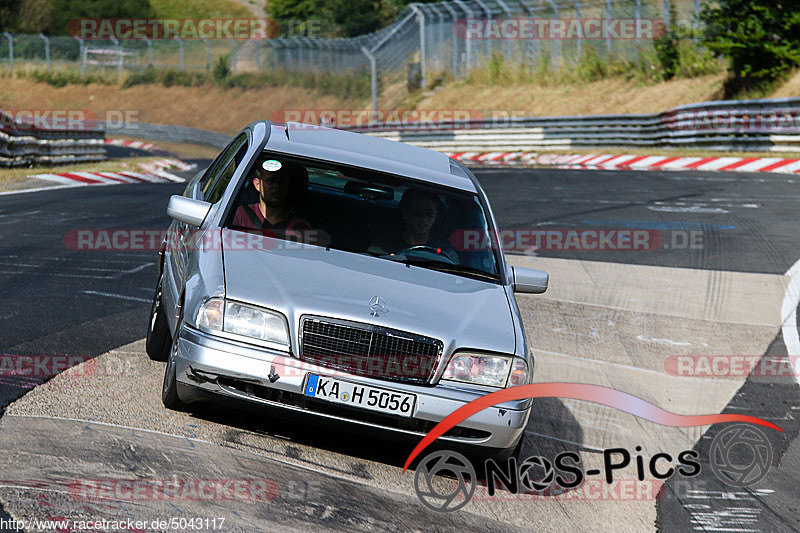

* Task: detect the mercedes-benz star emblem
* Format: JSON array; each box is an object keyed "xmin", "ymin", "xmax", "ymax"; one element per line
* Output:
[
  {"xmin": 369, "ymin": 295, "xmax": 387, "ymax": 317},
  {"xmin": 414, "ymin": 450, "xmax": 476, "ymax": 512}
]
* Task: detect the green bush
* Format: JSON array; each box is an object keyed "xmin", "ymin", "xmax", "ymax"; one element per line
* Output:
[
  {"xmin": 213, "ymin": 55, "xmax": 230, "ymax": 81},
  {"xmin": 29, "ymin": 69, "xmax": 109, "ymax": 87},
  {"xmin": 160, "ymin": 69, "xmax": 206, "ymax": 87},
  {"xmin": 701, "ymin": 0, "xmax": 800, "ymax": 97},
  {"xmin": 122, "ymin": 66, "xmax": 158, "ymax": 88},
  {"xmin": 575, "ymin": 46, "xmax": 609, "ymax": 83}
]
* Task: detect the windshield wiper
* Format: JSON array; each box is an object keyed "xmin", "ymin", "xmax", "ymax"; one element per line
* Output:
[{"xmin": 384, "ymin": 256, "xmax": 499, "ymax": 282}]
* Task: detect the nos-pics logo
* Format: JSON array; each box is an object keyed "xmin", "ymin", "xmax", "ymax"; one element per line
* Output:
[{"xmin": 414, "ymin": 424, "xmax": 773, "ymax": 512}]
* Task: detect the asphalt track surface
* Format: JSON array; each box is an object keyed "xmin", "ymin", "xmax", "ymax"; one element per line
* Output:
[{"xmin": 0, "ymin": 164, "xmax": 798, "ymax": 531}]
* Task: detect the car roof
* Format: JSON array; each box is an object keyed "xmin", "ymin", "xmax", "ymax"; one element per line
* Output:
[{"xmin": 260, "ymin": 122, "xmax": 477, "ymax": 193}]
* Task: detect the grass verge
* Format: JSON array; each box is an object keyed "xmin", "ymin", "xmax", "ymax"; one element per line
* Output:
[{"xmin": 0, "ymin": 157, "xmax": 169, "ymax": 192}]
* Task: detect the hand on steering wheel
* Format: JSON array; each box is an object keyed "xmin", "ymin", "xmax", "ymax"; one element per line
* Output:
[{"xmin": 395, "ymin": 245, "xmax": 456, "ymax": 264}]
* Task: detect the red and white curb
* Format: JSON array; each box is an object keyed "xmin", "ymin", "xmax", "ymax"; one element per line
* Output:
[
  {"xmin": 29, "ymin": 159, "xmax": 196, "ymax": 187},
  {"xmin": 105, "ymin": 138, "xmax": 158, "ymax": 151},
  {"xmin": 449, "ymin": 152, "xmax": 800, "ymax": 174}
]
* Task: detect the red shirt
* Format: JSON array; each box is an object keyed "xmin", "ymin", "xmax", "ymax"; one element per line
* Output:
[{"xmin": 232, "ymin": 203, "xmax": 311, "ymax": 238}]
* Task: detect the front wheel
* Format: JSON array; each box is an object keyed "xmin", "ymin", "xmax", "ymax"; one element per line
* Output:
[
  {"xmin": 146, "ymin": 274, "xmax": 171, "ymax": 361},
  {"xmin": 162, "ymin": 329, "xmax": 185, "ymax": 410}
]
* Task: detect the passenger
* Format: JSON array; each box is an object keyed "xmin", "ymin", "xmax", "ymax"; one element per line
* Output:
[
  {"xmin": 368, "ymin": 188, "xmax": 458, "ymax": 263},
  {"xmin": 232, "ymin": 158, "xmax": 312, "ymax": 241}
]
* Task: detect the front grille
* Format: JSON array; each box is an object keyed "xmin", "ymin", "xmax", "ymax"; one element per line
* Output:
[{"xmin": 299, "ymin": 316, "xmax": 443, "ymax": 384}]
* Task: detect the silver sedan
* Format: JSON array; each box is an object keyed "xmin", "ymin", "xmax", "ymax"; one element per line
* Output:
[{"xmin": 146, "ymin": 121, "xmax": 548, "ymax": 458}]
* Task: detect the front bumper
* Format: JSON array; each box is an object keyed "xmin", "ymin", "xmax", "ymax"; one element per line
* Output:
[{"xmin": 174, "ymin": 325, "xmax": 530, "ymax": 450}]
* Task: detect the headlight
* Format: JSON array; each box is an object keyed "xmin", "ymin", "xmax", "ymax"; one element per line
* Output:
[
  {"xmin": 442, "ymin": 352, "xmax": 528, "ymax": 388},
  {"xmin": 196, "ymin": 298, "xmax": 290, "ymax": 350}
]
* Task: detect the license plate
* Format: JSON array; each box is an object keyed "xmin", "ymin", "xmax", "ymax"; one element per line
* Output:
[{"xmin": 304, "ymin": 374, "xmax": 416, "ymax": 417}]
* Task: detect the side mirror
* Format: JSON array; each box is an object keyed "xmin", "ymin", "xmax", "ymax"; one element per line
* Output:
[
  {"xmin": 167, "ymin": 195, "xmax": 211, "ymax": 227},
  {"xmin": 512, "ymin": 266, "xmax": 548, "ymax": 294}
]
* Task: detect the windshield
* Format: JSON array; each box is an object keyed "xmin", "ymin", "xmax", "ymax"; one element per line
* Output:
[{"xmin": 224, "ymin": 152, "xmax": 500, "ymax": 281}]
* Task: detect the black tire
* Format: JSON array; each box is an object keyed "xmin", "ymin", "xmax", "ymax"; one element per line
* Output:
[
  {"xmin": 162, "ymin": 328, "xmax": 185, "ymax": 410},
  {"xmin": 146, "ymin": 274, "xmax": 171, "ymax": 361}
]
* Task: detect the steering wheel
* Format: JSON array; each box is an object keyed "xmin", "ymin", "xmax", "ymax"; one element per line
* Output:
[{"xmin": 395, "ymin": 245, "xmax": 456, "ymax": 264}]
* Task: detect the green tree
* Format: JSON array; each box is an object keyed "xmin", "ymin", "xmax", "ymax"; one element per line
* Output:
[
  {"xmin": 267, "ymin": 0, "xmax": 436, "ymax": 38},
  {"xmin": 0, "ymin": 0, "xmax": 20, "ymax": 30},
  {"xmin": 701, "ymin": 0, "xmax": 800, "ymax": 96}
]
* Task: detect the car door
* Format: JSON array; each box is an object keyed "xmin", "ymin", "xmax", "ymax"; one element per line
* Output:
[{"xmin": 165, "ymin": 133, "xmax": 248, "ymax": 319}]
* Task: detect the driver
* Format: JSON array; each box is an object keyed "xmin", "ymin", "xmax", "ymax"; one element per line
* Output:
[
  {"xmin": 232, "ymin": 158, "xmax": 312, "ymax": 240},
  {"xmin": 368, "ymin": 188, "xmax": 458, "ymax": 263}
]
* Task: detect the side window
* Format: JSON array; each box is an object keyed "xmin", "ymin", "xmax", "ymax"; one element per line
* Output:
[
  {"xmin": 199, "ymin": 133, "xmax": 247, "ymax": 199},
  {"xmin": 206, "ymin": 142, "xmax": 249, "ymax": 204}
]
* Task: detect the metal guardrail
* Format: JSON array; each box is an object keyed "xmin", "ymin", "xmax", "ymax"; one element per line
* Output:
[
  {"xmin": 346, "ymin": 97, "xmax": 800, "ymax": 153},
  {"xmin": 48, "ymin": 96, "xmax": 795, "ymax": 170},
  {"xmin": 100, "ymin": 122, "xmax": 231, "ymax": 149},
  {"xmin": 0, "ymin": 111, "xmax": 106, "ymax": 167}
]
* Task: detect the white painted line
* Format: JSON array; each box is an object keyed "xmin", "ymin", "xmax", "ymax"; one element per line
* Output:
[
  {"xmin": 118, "ymin": 171, "xmax": 162, "ymax": 183},
  {"xmin": 694, "ymin": 157, "xmax": 743, "ymax": 171},
  {"xmin": 96, "ymin": 171, "xmax": 137, "ymax": 183},
  {"xmin": 73, "ymin": 172, "xmax": 118, "ymax": 184},
  {"xmin": 772, "ymin": 160, "xmax": 800, "ymax": 174},
  {"xmin": 659, "ymin": 157, "xmax": 703, "ymax": 170},
  {"xmin": 734, "ymin": 158, "xmax": 783, "ymax": 173},
  {"xmin": 0, "ymin": 184, "xmax": 82, "ymax": 196},
  {"xmin": 569, "ymin": 154, "xmax": 600, "ymax": 165},
  {"xmin": 82, "ymin": 290, "xmax": 149, "ymax": 303},
  {"xmin": 534, "ymin": 348, "xmax": 671, "ymax": 377},
  {"xmin": 599, "ymin": 154, "xmax": 638, "ymax": 167},
  {"xmin": 3, "ymin": 414, "xmax": 371, "ymax": 482},
  {"xmin": 781, "ymin": 258, "xmax": 800, "ymax": 386},
  {"xmin": 580, "ymin": 154, "xmax": 612, "ymax": 166},
  {"xmin": 628, "ymin": 156, "xmax": 667, "ymax": 168},
  {"xmin": 29, "ymin": 173, "xmax": 84, "ymax": 185}
]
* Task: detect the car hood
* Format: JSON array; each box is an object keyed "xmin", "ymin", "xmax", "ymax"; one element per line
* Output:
[{"xmin": 221, "ymin": 230, "xmax": 516, "ymax": 355}]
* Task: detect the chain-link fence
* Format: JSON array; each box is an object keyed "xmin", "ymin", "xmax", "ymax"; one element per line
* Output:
[{"xmin": 1, "ymin": 0, "xmax": 701, "ymax": 107}]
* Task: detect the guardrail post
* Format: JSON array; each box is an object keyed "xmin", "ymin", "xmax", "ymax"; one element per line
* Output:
[
  {"xmin": 442, "ymin": 2, "xmax": 459, "ymax": 78},
  {"xmin": 111, "ymin": 37, "xmax": 122, "ymax": 79},
  {"xmin": 174, "ymin": 37, "xmax": 184, "ymax": 70},
  {"xmin": 361, "ymin": 46, "xmax": 378, "ymax": 111},
  {"xmin": 474, "ymin": 0, "xmax": 492, "ymax": 62},
  {"xmin": 409, "ymin": 4, "xmax": 427, "ymax": 89},
  {"xmin": 74, "ymin": 37, "xmax": 85, "ymax": 75},
  {"xmin": 574, "ymin": 0, "xmax": 583, "ymax": 57},
  {"xmin": 2, "ymin": 32, "xmax": 13, "ymax": 75},
  {"xmin": 201, "ymin": 38, "xmax": 210, "ymax": 71},
  {"xmin": 39, "ymin": 33, "xmax": 50, "ymax": 72},
  {"xmin": 635, "ymin": 0, "xmax": 642, "ymax": 44},
  {"xmin": 453, "ymin": 0, "xmax": 472, "ymax": 71},
  {"xmin": 229, "ymin": 39, "xmax": 238, "ymax": 73},
  {"xmin": 494, "ymin": 0, "xmax": 513, "ymax": 61},
  {"xmin": 144, "ymin": 38, "xmax": 153, "ymax": 66},
  {"xmin": 518, "ymin": 0, "xmax": 538, "ymax": 74},
  {"xmin": 544, "ymin": 0, "xmax": 559, "ymax": 71}
]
